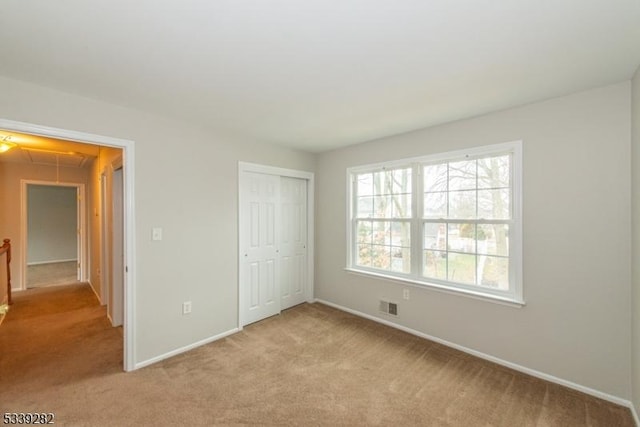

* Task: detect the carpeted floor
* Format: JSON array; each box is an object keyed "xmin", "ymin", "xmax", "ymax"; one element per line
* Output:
[
  {"xmin": 27, "ymin": 261, "xmax": 79, "ymax": 288},
  {"xmin": 0, "ymin": 284, "xmax": 634, "ymax": 426}
]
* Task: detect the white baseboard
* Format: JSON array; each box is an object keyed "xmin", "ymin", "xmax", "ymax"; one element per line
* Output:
[
  {"xmin": 86, "ymin": 281, "xmax": 103, "ymax": 304},
  {"xmin": 315, "ymin": 298, "xmax": 634, "ymax": 412},
  {"xmin": 631, "ymin": 404, "xmax": 639, "ymax": 427},
  {"xmin": 27, "ymin": 259, "xmax": 77, "ymax": 266},
  {"xmin": 0, "ymin": 295, "xmax": 8, "ymax": 326},
  {"xmin": 0, "ymin": 304, "xmax": 7, "ymax": 327},
  {"xmin": 134, "ymin": 327, "xmax": 240, "ymax": 370}
]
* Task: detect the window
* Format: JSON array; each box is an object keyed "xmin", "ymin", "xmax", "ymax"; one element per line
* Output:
[
  {"xmin": 347, "ymin": 141, "xmax": 522, "ymax": 304},
  {"xmin": 354, "ymin": 167, "xmax": 412, "ymax": 274}
]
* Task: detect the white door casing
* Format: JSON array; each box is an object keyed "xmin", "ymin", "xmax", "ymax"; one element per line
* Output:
[
  {"xmin": 75, "ymin": 186, "xmax": 81, "ymax": 281},
  {"xmin": 100, "ymin": 172, "xmax": 110, "ymax": 307}
]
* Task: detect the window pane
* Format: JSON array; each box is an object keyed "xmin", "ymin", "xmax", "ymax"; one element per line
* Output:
[
  {"xmin": 478, "ymin": 256, "xmax": 509, "ymax": 290},
  {"xmin": 449, "ymin": 190, "xmax": 476, "ymax": 219},
  {"xmin": 371, "ymin": 245, "xmax": 391, "ymax": 269},
  {"xmin": 391, "ymin": 247, "xmax": 411, "ymax": 273},
  {"xmin": 373, "ymin": 221, "xmax": 390, "ymax": 246},
  {"xmin": 424, "ymin": 250, "xmax": 446, "ymax": 280},
  {"xmin": 424, "ymin": 223, "xmax": 446, "ymax": 251},
  {"xmin": 374, "ymin": 195, "xmax": 392, "ymax": 218},
  {"xmin": 478, "ymin": 155, "xmax": 510, "ymax": 189},
  {"xmin": 448, "ymin": 223, "xmax": 476, "ymax": 253},
  {"xmin": 478, "ymin": 189, "xmax": 510, "ymax": 219},
  {"xmin": 357, "ymin": 173, "xmax": 374, "ymax": 196},
  {"xmin": 447, "ymin": 252, "xmax": 475, "ymax": 285},
  {"xmin": 424, "ymin": 192, "xmax": 446, "ymax": 218},
  {"xmin": 392, "ymin": 168, "xmax": 412, "ymax": 194},
  {"xmin": 356, "ymin": 220, "xmax": 373, "ymax": 245},
  {"xmin": 357, "ymin": 196, "xmax": 373, "ymax": 218},
  {"xmin": 357, "ymin": 244, "xmax": 372, "ymax": 267},
  {"xmin": 478, "ymin": 224, "xmax": 509, "ymax": 256},
  {"xmin": 448, "ymin": 159, "xmax": 476, "ymax": 191},
  {"xmin": 424, "ymin": 163, "xmax": 447, "ymax": 192},
  {"xmin": 372, "ymin": 171, "xmax": 384, "ymax": 195},
  {"xmin": 391, "ymin": 222, "xmax": 411, "ymax": 248},
  {"xmin": 391, "ymin": 194, "xmax": 412, "ymax": 218}
]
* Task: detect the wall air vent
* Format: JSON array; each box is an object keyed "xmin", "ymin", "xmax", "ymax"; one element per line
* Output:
[{"xmin": 379, "ymin": 300, "xmax": 398, "ymax": 316}]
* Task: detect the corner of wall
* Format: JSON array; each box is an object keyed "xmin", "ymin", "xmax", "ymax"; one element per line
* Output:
[{"xmin": 631, "ymin": 64, "xmax": 640, "ymax": 420}]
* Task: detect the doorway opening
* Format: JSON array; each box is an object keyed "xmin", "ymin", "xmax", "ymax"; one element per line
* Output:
[
  {"xmin": 23, "ymin": 182, "xmax": 85, "ymax": 289},
  {"xmin": 0, "ymin": 118, "xmax": 136, "ymax": 371}
]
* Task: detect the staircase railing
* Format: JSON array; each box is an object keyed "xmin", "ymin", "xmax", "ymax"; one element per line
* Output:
[{"xmin": 1, "ymin": 238, "xmax": 11, "ymax": 307}]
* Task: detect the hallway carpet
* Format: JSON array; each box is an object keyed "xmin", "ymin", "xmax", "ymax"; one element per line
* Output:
[
  {"xmin": 0, "ymin": 284, "xmax": 634, "ymax": 426},
  {"xmin": 27, "ymin": 261, "xmax": 79, "ymax": 288}
]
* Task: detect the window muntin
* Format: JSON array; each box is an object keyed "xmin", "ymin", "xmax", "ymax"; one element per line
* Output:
[{"xmin": 348, "ymin": 142, "xmax": 522, "ymax": 303}]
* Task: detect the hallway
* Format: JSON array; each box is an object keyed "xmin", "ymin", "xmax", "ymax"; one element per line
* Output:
[{"xmin": 0, "ymin": 283, "xmax": 122, "ymax": 409}]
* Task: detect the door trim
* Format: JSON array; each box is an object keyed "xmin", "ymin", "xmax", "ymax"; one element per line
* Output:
[
  {"xmin": 21, "ymin": 181, "xmax": 86, "ymax": 288},
  {"xmin": 0, "ymin": 118, "xmax": 137, "ymax": 372},
  {"xmin": 237, "ymin": 162, "xmax": 314, "ymax": 329}
]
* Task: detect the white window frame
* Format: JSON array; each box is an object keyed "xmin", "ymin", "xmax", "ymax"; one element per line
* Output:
[{"xmin": 346, "ymin": 141, "xmax": 523, "ymax": 306}]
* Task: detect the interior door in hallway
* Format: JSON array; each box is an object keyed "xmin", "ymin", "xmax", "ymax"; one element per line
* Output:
[
  {"xmin": 280, "ymin": 177, "xmax": 307, "ymax": 310},
  {"xmin": 240, "ymin": 172, "xmax": 280, "ymax": 325}
]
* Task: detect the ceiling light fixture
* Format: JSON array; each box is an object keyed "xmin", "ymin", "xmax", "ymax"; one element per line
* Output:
[{"xmin": 0, "ymin": 135, "xmax": 16, "ymax": 153}]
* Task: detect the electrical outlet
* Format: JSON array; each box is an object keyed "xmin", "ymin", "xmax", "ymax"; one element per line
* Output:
[
  {"xmin": 182, "ymin": 301, "xmax": 192, "ymax": 315},
  {"xmin": 403, "ymin": 289, "xmax": 410, "ymax": 300}
]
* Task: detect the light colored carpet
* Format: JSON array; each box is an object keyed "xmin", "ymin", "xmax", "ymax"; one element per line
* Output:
[
  {"xmin": 27, "ymin": 261, "xmax": 79, "ymax": 288},
  {"xmin": 0, "ymin": 283, "xmax": 633, "ymax": 426}
]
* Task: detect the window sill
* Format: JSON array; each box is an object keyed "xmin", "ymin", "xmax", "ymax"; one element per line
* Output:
[{"xmin": 344, "ymin": 267, "xmax": 525, "ymax": 308}]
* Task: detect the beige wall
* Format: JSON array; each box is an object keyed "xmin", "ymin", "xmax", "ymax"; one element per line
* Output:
[
  {"xmin": 0, "ymin": 75, "xmax": 315, "ymax": 363},
  {"xmin": 631, "ymin": 65, "xmax": 640, "ymax": 414},
  {"xmin": 316, "ymin": 82, "xmax": 632, "ymax": 399},
  {"xmin": 0, "ymin": 161, "xmax": 90, "ymax": 290}
]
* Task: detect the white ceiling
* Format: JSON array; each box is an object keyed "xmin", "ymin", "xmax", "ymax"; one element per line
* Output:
[
  {"xmin": 1, "ymin": 0, "xmax": 639, "ymax": 152},
  {"xmin": 0, "ymin": 130, "xmax": 99, "ymax": 167}
]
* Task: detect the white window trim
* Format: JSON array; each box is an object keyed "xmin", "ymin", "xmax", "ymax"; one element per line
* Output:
[{"xmin": 346, "ymin": 141, "xmax": 523, "ymax": 306}]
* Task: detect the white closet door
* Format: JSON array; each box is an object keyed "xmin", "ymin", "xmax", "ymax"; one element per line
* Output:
[
  {"xmin": 280, "ymin": 177, "xmax": 307, "ymax": 310},
  {"xmin": 240, "ymin": 172, "xmax": 281, "ymax": 325}
]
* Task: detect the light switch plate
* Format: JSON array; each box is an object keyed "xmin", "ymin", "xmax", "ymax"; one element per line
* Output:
[{"xmin": 152, "ymin": 227, "xmax": 162, "ymax": 241}]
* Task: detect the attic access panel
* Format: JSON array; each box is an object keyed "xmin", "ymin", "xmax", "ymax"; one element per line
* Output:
[{"xmin": 21, "ymin": 147, "xmax": 88, "ymax": 168}]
